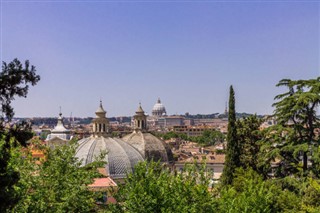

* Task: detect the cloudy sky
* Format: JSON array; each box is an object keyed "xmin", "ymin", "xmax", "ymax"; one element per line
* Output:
[{"xmin": 2, "ymin": 1, "xmax": 319, "ymax": 117}]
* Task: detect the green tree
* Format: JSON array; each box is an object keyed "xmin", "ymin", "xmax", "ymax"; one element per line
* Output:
[
  {"xmin": 218, "ymin": 168, "xmax": 302, "ymax": 213},
  {"xmin": 273, "ymin": 78, "xmax": 320, "ymax": 173},
  {"xmin": 258, "ymin": 125, "xmax": 301, "ymax": 178},
  {"xmin": 221, "ymin": 85, "xmax": 240, "ymax": 185},
  {"xmin": 301, "ymin": 178, "xmax": 320, "ymax": 212},
  {"xmin": 237, "ymin": 115, "xmax": 263, "ymax": 171},
  {"xmin": 197, "ymin": 130, "xmax": 225, "ymax": 146},
  {"xmin": 11, "ymin": 138, "xmax": 105, "ymax": 213},
  {"xmin": 219, "ymin": 168, "xmax": 274, "ymax": 213},
  {"xmin": 1, "ymin": 58, "xmax": 40, "ymax": 122},
  {"xmin": 0, "ymin": 59, "xmax": 40, "ymax": 212},
  {"xmin": 109, "ymin": 161, "xmax": 217, "ymax": 213},
  {"xmin": 259, "ymin": 78, "xmax": 320, "ymax": 177}
]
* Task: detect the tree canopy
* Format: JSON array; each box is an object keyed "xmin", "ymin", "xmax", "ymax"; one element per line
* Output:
[
  {"xmin": 1, "ymin": 59, "xmax": 40, "ymax": 123},
  {"xmin": 0, "ymin": 59, "xmax": 40, "ymax": 212},
  {"xmin": 259, "ymin": 78, "xmax": 320, "ymax": 177},
  {"xmin": 11, "ymin": 138, "xmax": 105, "ymax": 213}
]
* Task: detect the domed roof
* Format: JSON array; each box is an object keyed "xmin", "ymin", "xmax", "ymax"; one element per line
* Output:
[
  {"xmin": 75, "ymin": 136, "xmax": 144, "ymax": 179},
  {"xmin": 152, "ymin": 98, "xmax": 166, "ymax": 116},
  {"xmin": 52, "ymin": 113, "xmax": 69, "ymax": 133},
  {"xmin": 46, "ymin": 112, "xmax": 71, "ymax": 141},
  {"xmin": 122, "ymin": 132, "xmax": 173, "ymax": 163}
]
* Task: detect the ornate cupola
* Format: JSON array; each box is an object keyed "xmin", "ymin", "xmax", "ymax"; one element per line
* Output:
[
  {"xmin": 92, "ymin": 101, "xmax": 110, "ymax": 137},
  {"xmin": 133, "ymin": 103, "xmax": 147, "ymax": 132},
  {"xmin": 46, "ymin": 109, "xmax": 72, "ymax": 143}
]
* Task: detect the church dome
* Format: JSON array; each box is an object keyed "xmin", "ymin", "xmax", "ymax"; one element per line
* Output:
[
  {"xmin": 75, "ymin": 101, "xmax": 144, "ymax": 179},
  {"xmin": 123, "ymin": 103, "xmax": 173, "ymax": 163},
  {"xmin": 75, "ymin": 136, "xmax": 144, "ymax": 179},
  {"xmin": 152, "ymin": 98, "xmax": 166, "ymax": 116},
  {"xmin": 122, "ymin": 132, "xmax": 173, "ymax": 163}
]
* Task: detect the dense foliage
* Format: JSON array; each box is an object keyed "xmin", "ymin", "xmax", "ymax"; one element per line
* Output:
[
  {"xmin": 237, "ymin": 115, "xmax": 263, "ymax": 171},
  {"xmin": 108, "ymin": 161, "xmax": 217, "ymax": 213},
  {"xmin": 105, "ymin": 161, "xmax": 320, "ymax": 213},
  {"xmin": 0, "ymin": 59, "xmax": 40, "ymax": 212},
  {"xmin": 10, "ymin": 138, "xmax": 105, "ymax": 213}
]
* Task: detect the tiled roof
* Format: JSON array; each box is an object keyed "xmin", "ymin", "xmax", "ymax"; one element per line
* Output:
[{"xmin": 88, "ymin": 177, "xmax": 117, "ymax": 188}]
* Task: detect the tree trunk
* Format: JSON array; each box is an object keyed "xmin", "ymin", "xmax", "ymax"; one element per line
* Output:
[{"xmin": 303, "ymin": 151, "xmax": 308, "ymax": 172}]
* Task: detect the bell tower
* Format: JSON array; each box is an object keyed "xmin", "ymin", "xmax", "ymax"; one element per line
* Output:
[
  {"xmin": 92, "ymin": 101, "xmax": 110, "ymax": 137},
  {"xmin": 133, "ymin": 103, "xmax": 147, "ymax": 132}
]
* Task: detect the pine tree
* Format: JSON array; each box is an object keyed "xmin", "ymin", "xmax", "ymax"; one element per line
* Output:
[{"xmin": 221, "ymin": 85, "xmax": 240, "ymax": 186}]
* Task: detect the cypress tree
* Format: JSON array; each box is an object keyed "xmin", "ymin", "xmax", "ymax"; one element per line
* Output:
[{"xmin": 221, "ymin": 85, "xmax": 240, "ymax": 186}]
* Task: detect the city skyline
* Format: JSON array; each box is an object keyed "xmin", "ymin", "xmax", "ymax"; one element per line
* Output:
[{"xmin": 2, "ymin": 1, "xmax": 319, "ymax": 117}]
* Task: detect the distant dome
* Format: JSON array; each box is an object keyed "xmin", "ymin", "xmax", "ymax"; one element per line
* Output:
[
  {"xmin": 122, "ymin": 132, "xmax": 173, "ymax": 163},
  {"xmin": 46, "ymin": 112, "xmax": 71, "ymax": 141},
  {"xmin": 75, "ymin": 136, "xmax": 144, "ymax": 179},
  {"xmin": 152, "ymin": 98, "xmax": 166, "ymax": 117}
]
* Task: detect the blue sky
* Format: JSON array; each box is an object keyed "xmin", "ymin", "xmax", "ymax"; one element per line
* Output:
[{"xmin": 1, "ymin": 1, "xmax": 319, "ymax": 117}]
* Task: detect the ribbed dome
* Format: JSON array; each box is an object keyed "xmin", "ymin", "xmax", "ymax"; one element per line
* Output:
[
  {"xmin": 75, "ymin": 136, "xmax": 144, "ymax": 179},
  {"xmin": 152, "ymin": 98, "xmax": 166, "ymax": 116},
  {"xmin": 122, "ymin": 132, "xmax": 174, "ymax": 163}
]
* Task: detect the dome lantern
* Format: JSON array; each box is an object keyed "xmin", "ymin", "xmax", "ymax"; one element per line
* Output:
[
  {"xmin": 133, "ymin": 103, "xmax": 147, "ymax": 131},
  {"xmin": 92, "ymin": 101, "xmax": 110, "ymax": 137}
]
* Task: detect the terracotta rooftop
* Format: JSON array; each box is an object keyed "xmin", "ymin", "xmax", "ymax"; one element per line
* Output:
[{"xmin": 88, "ymin": 177, "xmax": 117, "ymax": 188}]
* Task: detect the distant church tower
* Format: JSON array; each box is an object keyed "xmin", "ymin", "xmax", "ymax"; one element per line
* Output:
[
  {"xmin": 92, "ymin": 101, "xmax": 110, "ymax": 137},
  {"xmin": 133, "ymin": 103, "xmax": 147, "ymax": 132}
]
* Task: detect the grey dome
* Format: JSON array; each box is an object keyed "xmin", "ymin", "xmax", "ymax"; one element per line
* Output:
[
  {"xmin": 75, "ymin": 136, "xmax": 144, "ymax": 179},
  {"xmin": 152, "ymin": 98, "xmax": 166, "ymax": 116},
  {"xmin": 122, "ymin": 132, "xmax": 173, "ymax": 163}
]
